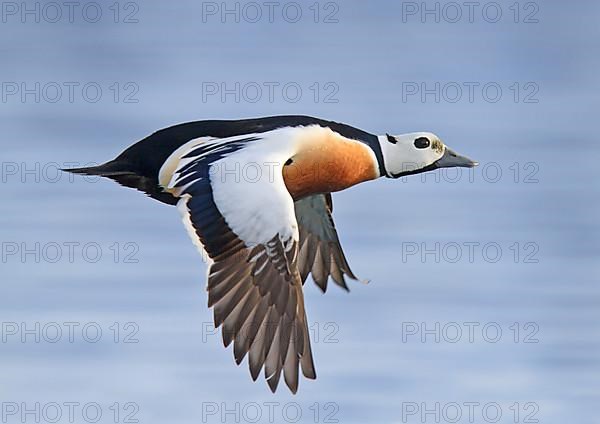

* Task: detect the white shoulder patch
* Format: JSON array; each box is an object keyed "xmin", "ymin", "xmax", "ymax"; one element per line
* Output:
[{"xmin": 158, "ymin": 136, "xmax": 215, "ymax": 190}]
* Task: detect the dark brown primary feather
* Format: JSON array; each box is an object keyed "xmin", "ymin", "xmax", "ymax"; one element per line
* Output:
[
  {"xmin": 294, "ymin": 194, "xmax": 358, "ymax": 292},
  {"xmin": 206, "ymin": 234, "xmax": 316, "ymax": 393}
]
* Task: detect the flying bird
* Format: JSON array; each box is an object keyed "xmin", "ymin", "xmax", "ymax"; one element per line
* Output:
[{"xmin": 64, "ymin": 115, "xmax": 477, "ymax": 393}]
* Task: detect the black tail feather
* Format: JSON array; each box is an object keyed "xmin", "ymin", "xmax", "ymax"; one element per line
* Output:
[
  {"xmin": 61, "ymin": 160, "xmax": 133, "ymax": 176},
  {"xmin": 62, "ymin": 161, "xmax": 178, "ymax": 206}
]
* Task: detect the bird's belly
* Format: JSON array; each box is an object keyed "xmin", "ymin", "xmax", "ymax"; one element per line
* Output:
[{"xmin": 283, "ymin": 132, "xmax": 378, "ymax": 200}]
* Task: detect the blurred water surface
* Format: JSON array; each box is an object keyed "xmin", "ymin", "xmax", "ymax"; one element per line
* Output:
[{"xmin": 1, "ymin": 1, "xmax": 599, "ymax": 423}]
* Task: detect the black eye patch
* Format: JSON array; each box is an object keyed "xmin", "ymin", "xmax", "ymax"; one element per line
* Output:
[
  {"xmin": 386, "ymin": 134, "xmax": 397, "ymax": 144},
  {"xmin": 414, "ymin": 137, "xmax": 430, "ymax": 149}
]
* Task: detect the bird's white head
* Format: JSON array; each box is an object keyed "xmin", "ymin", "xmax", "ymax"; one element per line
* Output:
[{"xmin": 378, "ymin": 132, "xmax": 478, "ymax": 178}]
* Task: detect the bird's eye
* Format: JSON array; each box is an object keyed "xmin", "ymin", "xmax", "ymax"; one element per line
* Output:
[
  {"xmin": 386, "ymin": 134, "xmax": 397, "ymax": 144},
  {"xmin": 414, "ymin": 137, "xmax": 430, "ymax": 149}
]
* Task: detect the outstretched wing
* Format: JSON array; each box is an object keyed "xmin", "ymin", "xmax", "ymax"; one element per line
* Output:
[
  {"xmin": 166, "ymin": 132, "xmax": 315, "ymax": 393},
  {"xmin": 294, "ymin": 194, "xmax": 358, "ymax": 292}
]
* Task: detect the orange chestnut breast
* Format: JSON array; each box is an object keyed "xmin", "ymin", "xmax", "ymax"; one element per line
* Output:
[{"xmin": 283, "ymin": 130, "xmax": 379, "ymax": 200}]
